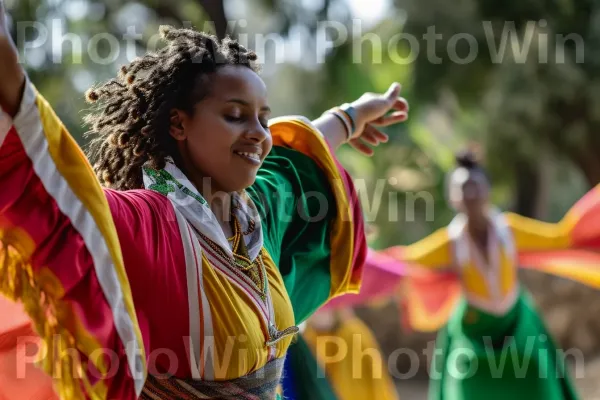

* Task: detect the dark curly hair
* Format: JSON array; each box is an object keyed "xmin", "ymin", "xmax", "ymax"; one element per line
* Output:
[
  {"xmin": 84, "ymin": 26, "xmax": 259, "ymax": 190},
  {"xmin": 453, "ymin": 148, "xmax": 489, "ymax": 181},
  {"xmin": 454, "ymin": 149, "xmax": 479, "ymax": 170}
]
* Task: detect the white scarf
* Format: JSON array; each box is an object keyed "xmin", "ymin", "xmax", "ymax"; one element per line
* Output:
[{"xmin": 142, "ymin": 159, "xmax": 263, "ymax": 261}]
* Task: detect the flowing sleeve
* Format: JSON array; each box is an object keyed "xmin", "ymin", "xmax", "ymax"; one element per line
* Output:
[
  {"xmin": 382, "ymin": 228, "xmax": 461, "ymax": 332},
  {"xmin": 505, "ymin": 212, "xmax": 571, "ymax": 250},
  {"xmin": 0, "ymin": 295, "xmax": 58, "ymax": 400},
  {"xmin": 0, "ymin": 80, "xmax": 146, "ymax": 399},
  {"xmin": 384, "ymin": 227, "xmax": 453, "ymax": 269},
  {"xmin": 513, "ymin": 184, "xmax": 600, "ymax": 289},
  {"xmin": 247, "ymin": 116, "xmax": 367, "ymax": 324},
  {"xmin": 320, "ymin": 249, "xmax": 407, "ymax": 310}
]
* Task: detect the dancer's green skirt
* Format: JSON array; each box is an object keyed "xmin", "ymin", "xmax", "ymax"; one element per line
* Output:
[
  {"xmin": 428, "ymin": 289, "xmax": 579, "ymax": 400},
  {"xmin": 282, "ymin": 333, "xmax": 339, "ymax": 400}
]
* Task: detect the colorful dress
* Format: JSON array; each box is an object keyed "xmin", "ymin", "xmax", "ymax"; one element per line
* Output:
[
  {"xmin": 384, "ymin": 199, "xmax": 600, "ymax": 400},
  {"xmin": 0, "ymin": 78, "xmax": 366, "ymax": 399},
  {"xmin": 279, "ymin": 251, "xmax": 402, "ymax": 400}
]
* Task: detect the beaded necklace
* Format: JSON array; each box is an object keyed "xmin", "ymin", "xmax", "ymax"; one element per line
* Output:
[{"xmin": 197, "ymin": 213, "xmax": 268, "ymax": 301}]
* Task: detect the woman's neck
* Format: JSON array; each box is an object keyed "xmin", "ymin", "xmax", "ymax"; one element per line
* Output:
[
  {"xmin": 465, "ymin": 213, "xmax": 491, "ymax": 250},
  {"xmin": 203, "ymin": 189, "xmax": 236, "ymax": 237},
  {"xmin": 184, "ymin": 166, "xmax": 236, "ymax": 237}
]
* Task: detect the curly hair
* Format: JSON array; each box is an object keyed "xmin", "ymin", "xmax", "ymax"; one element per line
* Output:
[
  {"xmin": 454, "ymin": 149, "xmax": 479, "ymax": 170},
  {"xmin": 453, "ymin": 148, "xmax": 490, "ymax": 182},
  {"xmin": 84, "ymin": 26, "xmax": 259, "ymax": 190}
]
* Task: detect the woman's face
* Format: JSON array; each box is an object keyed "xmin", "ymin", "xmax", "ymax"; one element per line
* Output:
[
  {"xmin": 448, "ymin": 167, "xmax": 490, "ymax": 218},
  {"xmin": 170, "ymin": 65, "xmax": 272, "ymax": 194}
]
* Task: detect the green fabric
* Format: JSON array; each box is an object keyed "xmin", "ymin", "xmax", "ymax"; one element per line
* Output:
[
  {"xmin": 247, "ymin": 146, "xmax": 337, "ymax": 324},
  {"xmin": 284, "ymin": 334, "xmax": 339, "ymax": 400},
  {"xmin": 429, "ymin": 289, "xmax": 579, "ymax": 400}
]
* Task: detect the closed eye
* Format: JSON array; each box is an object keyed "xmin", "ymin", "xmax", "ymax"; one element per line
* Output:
[
  {"xmin": 225, "ymin": 115, "xmax": 244, "ymax": 123},
  {"xmin": 226, "ymin": 114, "xmax": 269, "ymax": 130}
]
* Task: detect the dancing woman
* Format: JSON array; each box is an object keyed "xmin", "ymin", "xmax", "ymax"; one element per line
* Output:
[
  {"xmin": 0, "ymin": 2, "xmax": 409, "ymax": 398},
  {"xmin": 385, "ymin": 151, "xmax": 600, "ymax": 400}
]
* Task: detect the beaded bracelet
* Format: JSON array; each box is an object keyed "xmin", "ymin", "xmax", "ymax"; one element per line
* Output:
[
  {"xmin": 328, "ymin": 108, "xmax": 352, "ymax": 140},
  {"xmin": 338, "ymin": 103, "xmax": 357, "ymax": 134}
]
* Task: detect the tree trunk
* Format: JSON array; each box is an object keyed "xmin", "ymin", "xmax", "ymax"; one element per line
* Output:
[
  {"xmin": 573, "ymin": 151, "xmax": 600, "ymax": 187},
  {"xmin": 535, "ymin": 148, "xmax": 552, "ymax": 220},
  {"xmin": 197, "ymin": 0, "xmax": 228, "ymax": 39},
  {"xmin": 512, "ymin": 158, "xmax": 541, "ymax": 218}
]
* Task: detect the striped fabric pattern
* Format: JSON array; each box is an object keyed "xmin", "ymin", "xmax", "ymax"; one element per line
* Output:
[{"xmin": 140, "ymin": 357, "xmax": 285, "ymax": 400}]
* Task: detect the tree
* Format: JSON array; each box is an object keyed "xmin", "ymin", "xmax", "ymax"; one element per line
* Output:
[{"xmin": 386, "ymin": 0, "xmax": 598, "ymax": 216}]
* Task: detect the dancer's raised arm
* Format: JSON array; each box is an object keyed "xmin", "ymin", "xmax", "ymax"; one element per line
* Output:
[{"xmin": 0, "ymin": 1, "xmax": 25, "ymax": 116}]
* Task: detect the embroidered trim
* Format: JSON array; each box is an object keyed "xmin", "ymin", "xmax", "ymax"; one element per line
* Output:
[{"xmin": 143, "ymin": 167, "xmax": 207, "ymax": 205}]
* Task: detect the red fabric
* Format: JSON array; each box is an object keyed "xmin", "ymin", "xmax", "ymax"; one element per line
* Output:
[
  {"xmin": 0, "ymin": 127, "xmax": 199, "ymax": 397},
  {"xmin": 0, "ymin": 323, "xmax": 59, "ymax": 400},
  {"xmin": 322, "ymin": 249, "xmax": 406, "ymax": 310},
  {"xmin": 328, "ymin": 143, "xmax": 367, "ymax": 289},
  {"xmin": 517, "ymin": 184, "xmax": 600, "ymax": 289},
  {"xmin": 104, "ymin": 189, "xmax": 192, "ymax": 378},
  {"xmin": 0, "ymin": 296, "xmax": 37, "ymax": 353},
  {"xmin": 0, "ymin": 129, "xmax": 135, "ymax": 398},
  {"xmin": 0, "ymin": 298, "xmax": 29, "ymax": 340},
  {"xmin": 0, "ymin": 298, "xmax": 58, "ymax": 399},
  {"xmin": 569, "ymin": 185, "xmax": 600, "ymax": 248}
]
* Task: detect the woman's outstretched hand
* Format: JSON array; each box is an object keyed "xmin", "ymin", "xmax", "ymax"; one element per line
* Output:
[
  {"xmin": 349, "ymin": 82, "xmax": 409, "ymax": 156},
  {"xmin": 0, "ymin": 0, "xmax": 25, "ymax": 117}
]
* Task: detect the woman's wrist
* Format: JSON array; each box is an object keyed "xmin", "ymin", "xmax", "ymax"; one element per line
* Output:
[
  {"xmin": 321, "ymin": 103, "xmax": 360, "ymax": 141},
  {"xmin": 0, "ymin": 5, "xmax": 26, "ymax": 117},
  {"xmin": 312, "ymin": 112, "xmax": 349, "ymax": 150}
]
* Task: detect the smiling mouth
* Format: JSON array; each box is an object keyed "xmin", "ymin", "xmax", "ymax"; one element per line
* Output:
[{"xmin": 234, "ymin": 151, "xmax": 261, "ymax": 164}]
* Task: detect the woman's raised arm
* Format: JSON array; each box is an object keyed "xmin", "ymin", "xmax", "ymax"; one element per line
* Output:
[{"xmin": 0, "ymin": 1, "xmax": 25, "ymax": 117}]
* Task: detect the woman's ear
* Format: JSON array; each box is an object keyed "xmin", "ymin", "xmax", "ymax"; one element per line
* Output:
[{"xmin": 169, "ymin": 109, "xmax": 186, "ymax": 141}]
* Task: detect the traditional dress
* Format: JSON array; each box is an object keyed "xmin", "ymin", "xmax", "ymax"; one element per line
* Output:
[
  {"xmin": 384, "ymin": 197, "xmax": 600, "ymax": 400},
  {"xmin": 0, "ymin": 78, "xmax": 366, "ymax": 399},
  {"xmin": 279, "ymin": 251, "xmax": 402, "ymax": 400}
]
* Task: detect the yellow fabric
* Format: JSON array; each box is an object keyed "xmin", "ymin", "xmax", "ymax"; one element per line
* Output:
[
  {"xmin": 402, "ymin": 227, "xmax": 452, "ymax": 269},
  {"xmin": 400, "ymin": 212, "xmax": 576, "ymax": 309},
  {"xmin": 504, "ymin": 212, "xmax": 571, "ymax": 251},
  {"xmin": 460, "ymin": 262, "xmax": 488, "ymax": 298},
  {"xmin": 396, "ymin": 196, "xmax": 600, "ymax": 332},
  {"xmin": 303, "ymin": 316, "xmax": 399, "ymax": 400},
  {"xmin": 202, "ymin": 249, "xmax": 295, "ymax": 379},
  {"xmin": 268, "ymin": 117, "xmax": 359, "ymax": 297},
  {"xmin": 404, "ymin": 212, "xmax": 572, "ymax": 271},
  {"xmin": 401, "ymin": 278, "xmax": 460, "ymax": 331},
  {"xmin": 460, "ymin": 248, "xmax": 516, "ymax": 300},
  {"xmin": 523, "ymin": 256, "xmax": 600, "ymax": 289},
  {"xmin": 499, "ymin": 250, "xmax": 516, "ymax": 295}
]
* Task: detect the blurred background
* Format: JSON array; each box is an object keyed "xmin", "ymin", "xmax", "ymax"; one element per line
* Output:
[{"xmin": 4, "ymin": 0, "xmax": 600, "ymax": 397}]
